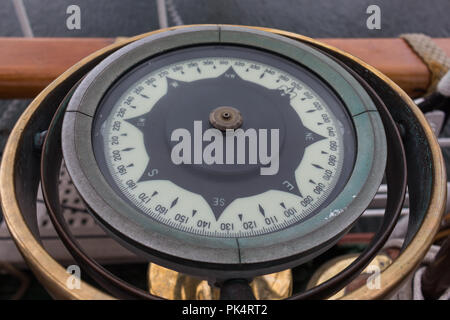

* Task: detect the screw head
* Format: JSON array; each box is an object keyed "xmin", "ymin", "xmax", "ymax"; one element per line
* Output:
[{"xmin": 209, "ymin": 106, "xmax": 243, "ymax": 131}]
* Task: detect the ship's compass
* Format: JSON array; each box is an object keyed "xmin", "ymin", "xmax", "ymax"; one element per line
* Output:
[{"xmin": 1, "ymin": 25, "xmax": 445, "ymax": 300}]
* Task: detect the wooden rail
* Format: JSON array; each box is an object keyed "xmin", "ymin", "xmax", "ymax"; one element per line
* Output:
[{"xmin": 1, "ymin": 37, "xmax": 450, "ymax": 99}]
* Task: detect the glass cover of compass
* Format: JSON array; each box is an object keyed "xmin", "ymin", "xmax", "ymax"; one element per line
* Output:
[{"xmin": 62, "ymin": 26, "xmax": 386, "ymax": 278}]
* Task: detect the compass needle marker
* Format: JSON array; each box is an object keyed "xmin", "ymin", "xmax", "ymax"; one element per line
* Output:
[
  {"xmin": 170, "ymin": 197, "xmax": 179, "ymax": 209},
  {"xmin": 258, "ymin": 204, "xmax": 266, "ymax": 217}
]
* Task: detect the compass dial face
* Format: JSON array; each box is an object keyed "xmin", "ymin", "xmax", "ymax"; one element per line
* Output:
[{"xmin": 92, "ymin": 45, "xmax": 356, "ymax": 238}]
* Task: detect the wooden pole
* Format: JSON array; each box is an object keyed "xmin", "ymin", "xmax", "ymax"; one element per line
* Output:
[{"xmin": 0, "ymin": 37, "xmax": 449, "ymax": 99}]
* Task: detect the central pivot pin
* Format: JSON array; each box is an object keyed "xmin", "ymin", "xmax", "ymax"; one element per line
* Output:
[{"xmin": 209, "ymin": 106, "xmax": 243, "ymax": 131}]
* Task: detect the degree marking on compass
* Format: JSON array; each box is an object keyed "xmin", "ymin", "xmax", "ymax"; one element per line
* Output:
[
  {"xmin": 280, "ymin": 202, "xmax": 286, "ymax": 209},
  {"xmin": 309, "ymin": 179, "xmax": 316, "ymax": 185},
  {"xmin": 140, "ymin": 94, "xmax": 150, "ymax": 99},
  {"xmin": 192, "ymin": 210, "xmax": 197, "ymax": 217},
  {"xmin": 312, "ymin": 163, "xmax": 324, "ymax": 170},
  {"xmin": 126, "ymin": 163, "xmax": 134, "ymax": 168},
  {"xmin": 122, "ymin": 147, "xmax": 135, "ymax": 152},
  {"xmin": 321, "ymin": 150, "xmax": 328, "ymax": 154},
  {"xmin": 238, "ymin": 213, "xmax": 243, "ymax": 222}
]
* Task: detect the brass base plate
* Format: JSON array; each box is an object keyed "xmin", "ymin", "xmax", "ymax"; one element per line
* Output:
[{"xmin": 147, "ymin": 263, "xmax": 292, "ymax": 300}]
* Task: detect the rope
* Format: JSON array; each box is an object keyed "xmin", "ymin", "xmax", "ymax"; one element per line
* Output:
[
  {"xmin": 437, "ymin": 70, "xmax": 450, "ymax": 97},
  {"xmin": 166, "ymin": 0, "xmax": 184, "ymax": 26},
  {"xmin": 11, "ymin": 0, "xmax": 34, "ymax": 38},
  {"xmin": 401, "ymin": 33, "xmax": 450, "ymax": 95}
]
